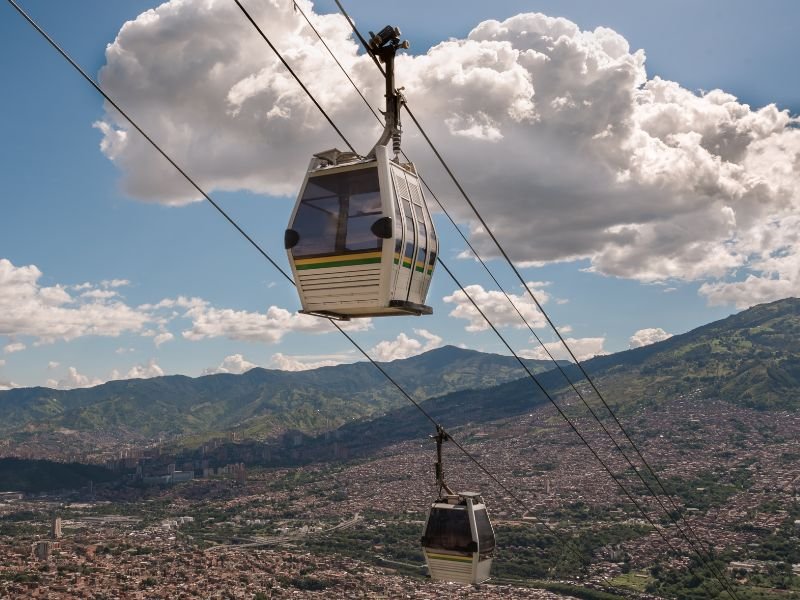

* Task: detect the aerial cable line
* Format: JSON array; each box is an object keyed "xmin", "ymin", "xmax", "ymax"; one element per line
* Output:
[
  {"xmin": 332, "ymin": 0, "xmax": 681, "ymax": 504},
  {"xmin": 234, "ymin": 0, "xmax": 733, "ymax": 595},
  {"xmin": 330, "ymin": 0, "xmax": 738, "ymax": 572},
  {"xmin": 321, "ymin": 3, "xmax": 742, "ymax": 596},
  {"xmin": 10, "ymin": 2, "xmax": 730, "ymax": 594},
  {"xmin": 234, "ymin": 8, "xmax": 733, "ymax": 595},
  {"xmin": 335, "ymin": 0, "xmax": 724, "ymax": 547},
  {"xmin": 320, "ymin": 0, "xmax": 738, "ymax": 586},
  {"xmin": 6, "ymin": 0, "xmax": 572, "ymax": 576},
  {"xmin": 232, "ymin": 0, "xmax": 632, "ymax": 580}
]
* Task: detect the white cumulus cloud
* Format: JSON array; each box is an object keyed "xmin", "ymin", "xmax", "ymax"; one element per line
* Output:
[
  {"xmin": 0, "ymin": 258, "xmax": 151, "ymax": 344},
  {"xmin": 46, "ymin": 367, "xmax": 104, "ymax": 390},
  {"xmin": 521, "ymin": 336, "xmax": 607, "ymax": 362},
  {"xmin": 370, "ymin": 328, "xmax": 443, "ymax": 362},
  {"xmin": 3, "ymin": 342, "xmax": 25, "ymax": 354},
  {"xmin": 629, "ymin": 327, "xmax": 673, "ymax": 349},
  {"xmin": 123, "ymin": 358, "xmax": 164, "ymax": 380},
  {"xmin": 95, "ymin": 3, "xmax": 800, "ymax": 306},
  {"xmin": 180, "ymin": 299, "xmax": 370, "ymax": 343},
  {"xmin": 443, "ymin": 283, "xmax": 548, "ymax": 332},
  {"xmin": 202, "ymin": 353, "xmax": 258, "ymax": 375},
  {"xmin": 153, "ymin": 332, "xmax": 175, "ymax": 348},
  {"xmin": 270, "ymin": 352, "xmax": 349, "ymax": 371}
]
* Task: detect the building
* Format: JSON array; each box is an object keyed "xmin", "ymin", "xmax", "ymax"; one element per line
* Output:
[
  {"xmin": 51, "ymin": 516, "xmax": 62, "ymax": 539},
  {"xmin": 32, "ymin": 541, "xmax": 52, "ymax": 561}
]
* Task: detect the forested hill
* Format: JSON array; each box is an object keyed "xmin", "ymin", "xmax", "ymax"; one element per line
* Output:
[
  {"xmin": 580, "ymin": 297, "xmax": 800, "ymax": 411},
  {"xmin": 0, "ymin": 346, "xmax": 558, "ymax": 439},
  {"xmin": 274, "ymin": 298, "xmax": 800, "ymax": 462},
  {"xmin": 1, "ymin": 298, "xmax": 798, "ymax": 447}
]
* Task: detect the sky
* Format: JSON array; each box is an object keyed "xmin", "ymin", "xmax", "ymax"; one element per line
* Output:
[{"xmin": 1, "ymin": 0, "xmax": 799, "ymax": 390}]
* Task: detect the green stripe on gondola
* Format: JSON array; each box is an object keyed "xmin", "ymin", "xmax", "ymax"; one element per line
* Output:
[
  {"xmin": 295, "ymin": 256, "xmax": 382, "ymax": 270},
  {"xmin": 427, "ymin": 552, "xmax": 473, "ymax": 563}
]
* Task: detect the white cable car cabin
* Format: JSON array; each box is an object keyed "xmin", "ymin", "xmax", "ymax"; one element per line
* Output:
[
  {"xmin": 284, "ymin": 26, "xmax": 437, "ymax": 320},
  {"xmin": 285, "ymin": 145, "xmax": 437, "ymax": 319},
  {"xmin": 421, "ymin": 491, "xmax": 496, "ymax": 585},
  {"xmin": 421, "ymin": 427, "xmax": 496, "ymax": 585}
]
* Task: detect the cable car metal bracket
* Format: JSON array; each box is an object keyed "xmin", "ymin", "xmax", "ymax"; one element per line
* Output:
[
  {"xmin": 432, "ymin": 425, "xmax": 455, "ymax": 497},
  {"xmin": 367, "ymin": 25, "xmax": 409, "ymax": 160}
]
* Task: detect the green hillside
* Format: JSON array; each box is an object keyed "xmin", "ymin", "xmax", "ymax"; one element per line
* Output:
[
  {"xmin": 258, "ymin": 298, "xmax": 800, "ymax": 464},
  {"xmin": 0, "ymin": 347, "xmax": 557, "ymax": 440},
  {"xmin": 1, "ymin": 298, "xmax": 798, "ymax": 450},
  {"xmin": 584, "ymin": 297, "xmax": 800, "ymax": 411}
]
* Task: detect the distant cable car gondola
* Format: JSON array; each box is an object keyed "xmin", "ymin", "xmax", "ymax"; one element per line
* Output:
[
  {"xmin": 421, "ymin": 427, "xmax": 496, "ymax": 584},
  {"xmin": 285, "ymin": 25, "xmax": 437, "ymax": 320}
]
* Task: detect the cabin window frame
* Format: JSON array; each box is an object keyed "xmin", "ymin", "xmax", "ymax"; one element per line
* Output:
[{"xmin": 291, "ymin": 166, "xmax": 384, "ymax": 259}]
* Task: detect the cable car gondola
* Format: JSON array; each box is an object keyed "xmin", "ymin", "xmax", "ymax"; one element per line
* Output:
[
  {"xmin": 421, "ymin": 427, "xmax": 496, "ymax": 584},
  {"xmin": 285, "ymin": 26, "xmax": 437, "ymax": 320}
]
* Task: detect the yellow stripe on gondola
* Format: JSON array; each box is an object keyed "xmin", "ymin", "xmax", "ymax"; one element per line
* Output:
[
  {"xmin": 397, "ymin": 255, "xmax": 433, "ymax": 272},
  {"xmin": 294, "ymin": 251, "xmax": 383, "ymax": 270},
  {"xmin": 426, "ymin": 552, "xmax": 473, "ymax": 563}
]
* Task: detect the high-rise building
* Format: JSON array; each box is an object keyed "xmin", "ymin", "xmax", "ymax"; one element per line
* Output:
[
  {"xmin": 33, "ymin": 541, "xmax": 52, "ymax": 560},
  {"xmin": 51, "ymin": 515, "xmax": 62, "ymax": 539}
]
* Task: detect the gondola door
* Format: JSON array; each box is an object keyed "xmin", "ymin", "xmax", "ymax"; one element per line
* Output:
[
  {"xmin": 407, "ymin": 177, "xmax": 431, "ymax": 303},
  {"xmin": 390, "ymin": 166, "xmax": 416, "ymax": 303}
]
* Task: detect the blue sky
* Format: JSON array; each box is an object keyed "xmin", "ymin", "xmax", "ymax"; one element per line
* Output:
[{"xmin": 1, "ymin": 0, "xmax": 799, "ymax": 389}]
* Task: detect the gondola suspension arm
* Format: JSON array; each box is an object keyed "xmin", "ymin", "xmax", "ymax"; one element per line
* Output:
[
  {"xmin": 366, "ymin": 25, "xmax": 408, "ymax": 160},
  {"xmin": 432, "ymin": 425, "xmax": 454, "ymax": 497}
]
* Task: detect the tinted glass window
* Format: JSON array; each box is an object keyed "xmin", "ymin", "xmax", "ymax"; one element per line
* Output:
[
  {"xmin": 423, "ymin": 507, "xmax": 474, "ymax": 552},
  {"xmin": 292, "ymin": 196, "xmax": 339, "ymax": 257},
  {"xmin": 416, "ymin": 247, "xmax": 427, "ymax": 270},
  {"xmin": 291, "ymin": 167, "xmax": 382, "ymax": 258},
  {"xmin": 345, "ymin": 216, "xmax": 379, "ymax": 251},
  {"xmin": 349, "ymin": 188, "xmax": 382, "ymax": 216},
  {"xmin": 403, "ymin": 200, "xmax": 413, "ymax": 224},
  {"xmin": 474, "ymin": 509, "xmax": 495, "ymax": 553}
]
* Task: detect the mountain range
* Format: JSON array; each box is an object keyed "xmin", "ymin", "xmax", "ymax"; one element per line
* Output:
[
  {"xmin": 1, "ymin": 298, "xmax": 798, "ymax": 449},
  {"xmin": 0, "ymin": 346, "xmax": 560, "ymax": 441}
]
